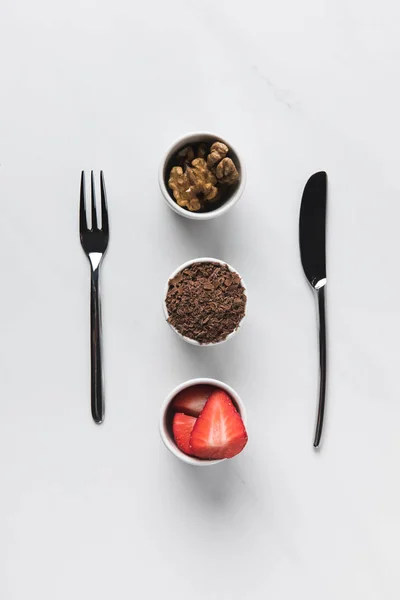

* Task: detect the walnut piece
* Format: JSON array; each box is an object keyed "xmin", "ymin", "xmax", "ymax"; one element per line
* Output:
[
  {"xmin": 168, "ymin": 159, "xmax": 218, "ymax": 211},
  {"xmin": 176, "ymin": 146, "xmax": 195, "ymax": 167},
  {"xmin": 207, "ymin": 142, "xmax": 229, "ymax": 168},
  {"xmin": 215, "ymin": 157, "xmax": 239, "ymax": 185},
  {"xmin": 197, "ymin": 143, "xmax": 208, "ymax": 159},
  {"xmin": 187, "ymin": 158, "xmax": 218, "ymax": 201},
  {"xmin": 177, "ymin": 144, "xmax": 207, "ymax": 165},
  {"xmin": 168, "ymin": 166, "xmax": 202, "ymax": 212}
]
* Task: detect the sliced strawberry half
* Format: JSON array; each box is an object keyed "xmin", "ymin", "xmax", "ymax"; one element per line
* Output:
[
  {"xmin": 171, "ymin": 384, "xmax": 215, "ymax": 417},
  {"xmin": 189, "ymin": 390, "xmax": 248, "ymax": 460},
  {"xmin": 172, "ymin": 413, "xmax": 197, "ymax": 456}
]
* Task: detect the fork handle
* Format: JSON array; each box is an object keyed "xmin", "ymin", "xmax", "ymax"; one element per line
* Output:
[
  {"xmin": 313, "ymin": 285, "xmax": 327, "ymax": 448},
  {"xmin": 90, "ymin": 266, "xmax": 104, "ymax": 424}
]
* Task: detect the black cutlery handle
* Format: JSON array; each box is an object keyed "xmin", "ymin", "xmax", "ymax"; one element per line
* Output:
[
  {"xmin": 90, "ymin": 266, "xmax": 104, "ymax": 424},
  {"xmin": 314, "ymin": 285, "xmax": 327, "ymax": 448}
]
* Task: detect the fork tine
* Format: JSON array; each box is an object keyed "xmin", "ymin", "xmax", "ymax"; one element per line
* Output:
[
  {"xmin": 80, "ymin": 171, "xmax": 87, "ymax": 232},
  {"xmin": 100, "ymin": 171, "xmax": 109, "ymax": 233},
  {"xmin": 90, "ymin": 171, "xmax": 98, "ymax": 230}
]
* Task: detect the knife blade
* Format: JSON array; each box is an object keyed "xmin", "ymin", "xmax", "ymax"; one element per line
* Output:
[{"xmin": 299, "ymin": 171, "xmax": 327, "ymax": 448}]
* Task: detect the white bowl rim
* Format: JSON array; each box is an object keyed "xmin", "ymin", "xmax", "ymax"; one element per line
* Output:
[
  {"xmin": 163, "ymin": 257, "xmax": 248, "ymax": 347},
  {"xmin": 158, "ymin": 131, "xmax": 247, "ymax": 220},
  {"xmin": 159, "ymin": 378, "xmax": 247, "ymax": 466}
]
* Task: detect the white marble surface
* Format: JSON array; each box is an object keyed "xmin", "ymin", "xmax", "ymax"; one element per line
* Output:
[{"xmin": 1, "ymin": 1, "xmax": 400, "ymax": 598}]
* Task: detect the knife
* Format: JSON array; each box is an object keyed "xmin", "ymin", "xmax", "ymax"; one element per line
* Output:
[{"xmin": 299, "ymin": 171, "xmax": 327, "ymax": 448}]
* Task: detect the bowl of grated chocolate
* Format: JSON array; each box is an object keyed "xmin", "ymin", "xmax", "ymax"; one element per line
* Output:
[
  {"xmin": 159, "ymin": 132, "xmax": 246, "ymax": 220},
  {"xmin": 163, "ymin": 258, "xmax": 247, "ymax": 346}
]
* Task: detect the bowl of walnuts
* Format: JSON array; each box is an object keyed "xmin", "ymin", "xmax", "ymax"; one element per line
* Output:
[{"xmin": 159, "ymin": 132, "xmax": 246, "ymax": 220}]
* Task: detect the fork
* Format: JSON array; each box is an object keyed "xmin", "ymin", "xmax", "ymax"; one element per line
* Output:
[{"xmin": 80, "ymin": 171, "xmax": 109, "ymax": 424}]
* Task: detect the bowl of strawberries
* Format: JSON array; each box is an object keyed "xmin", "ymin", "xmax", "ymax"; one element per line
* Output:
[{"xmin": 160, "ymin": 378, "xmax": 248, "ymax": 466}]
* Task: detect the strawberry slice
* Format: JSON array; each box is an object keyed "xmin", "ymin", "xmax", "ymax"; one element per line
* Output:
[
  {"xmin": 189, "ymin": 390, "xmax": 248, "ymax": 460},
  {"xmin": 171, "ymin": 384, "xmax": 215, "ymax": 417},
  {"xmin": 172, "ymin": 413, "xmax": 197, "ymax": 456}
]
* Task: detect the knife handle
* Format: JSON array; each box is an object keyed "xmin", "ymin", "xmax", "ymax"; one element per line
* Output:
[{"xmin": 314, "ymin": 285, "xmax": 327, "ymax": 448}]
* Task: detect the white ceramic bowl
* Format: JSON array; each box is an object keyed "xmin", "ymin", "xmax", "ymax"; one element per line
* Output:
[
  {"xmin": 159, "ymin": 131, "xmax": 246, "ymax": 220},
  {"xmin": 160, "ymin": 378, "xmax": 247, "ymax": 466},
  {"xmin": 163, "ymin": 257, "xmax": 247, "ymax": 346}
]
